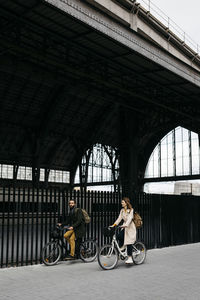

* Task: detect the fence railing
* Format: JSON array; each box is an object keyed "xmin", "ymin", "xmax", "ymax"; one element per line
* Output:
[{"xmin": 0, "ymin": 187, "xmax": 200, "ymax": 268}]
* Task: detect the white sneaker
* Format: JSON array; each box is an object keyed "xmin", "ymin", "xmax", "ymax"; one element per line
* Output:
[{"xmin": 125, "ymin": 256, "xmax": 133, "ymax": 264}]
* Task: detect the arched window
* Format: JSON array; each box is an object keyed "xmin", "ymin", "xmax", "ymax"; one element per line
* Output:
[
  {"xmin": 144, "ymin": 127, "xmax": 200, "ymax": 194},
  {"xmin": 74, "ymin": 144, "xmax": 119, "ymax": 191},
  {"xmin": 145, "ymin": 126, "xmax": 200, "ymax": 178}
]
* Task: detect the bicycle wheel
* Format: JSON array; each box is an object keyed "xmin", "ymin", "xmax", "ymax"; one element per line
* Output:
[
  {"xmin": 98, "ymin": 244, "xmax": 118, "ymax": 270},
  {"xmin": 42, "ymin": 241, "xmax": 62, "ymax": 266},
  {"xmin": 79, "ymin": 240, "xmax": 98, "ymax": 263},
  {"xmin": 132, "ymin": 241, "xmax": 146, "ymax": 265}
]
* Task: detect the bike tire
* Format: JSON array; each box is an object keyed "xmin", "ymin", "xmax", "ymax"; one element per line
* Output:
[
  {"xmin": 98, "ymin": 244, "xmax": 118, "ymax": 270},
  {"xmin": 79, "ymin": 240, "xmax": 98, "ymax": 263},
  {"xmin": 42, "ymin": 241, "xmax": 62, "ymax": 266},
  {"xmin": 132, "ymin": 241, "xmax": 146, "ymax": 265}
]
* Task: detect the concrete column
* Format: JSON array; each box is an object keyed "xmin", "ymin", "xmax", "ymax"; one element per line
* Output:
[{"xmin": 118, "ymin": 108, "xmax": 142, "ymax": 201}]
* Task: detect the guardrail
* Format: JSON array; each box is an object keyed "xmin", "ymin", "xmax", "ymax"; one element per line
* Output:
[{"xmin": 136, "ymin": 0, "xmax": 199, "ymax": 55}]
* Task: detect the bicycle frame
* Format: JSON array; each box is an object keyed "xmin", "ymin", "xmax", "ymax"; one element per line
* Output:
[
  {"xmin": 108, "ymin": 228, "xmax": 140, "ymax": 259},
  {"xmin": 51, "ymin": 229, "xmax": 95, "ymax": 257}
]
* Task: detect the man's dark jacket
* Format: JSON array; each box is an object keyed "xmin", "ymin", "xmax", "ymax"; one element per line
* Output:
[{"xmin": 64, "ymin": 208, "xmax": 86, "ymax": 239}]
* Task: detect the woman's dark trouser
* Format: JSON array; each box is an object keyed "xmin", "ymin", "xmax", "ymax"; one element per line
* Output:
[{"xmin": 117, "ymin": 229, "xmax": 132, "ymax": 256}]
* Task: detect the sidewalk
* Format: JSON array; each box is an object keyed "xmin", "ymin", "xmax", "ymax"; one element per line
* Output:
[{"xmin": 0, "ymin": 243, "xmax": 200, "ymax": 300}]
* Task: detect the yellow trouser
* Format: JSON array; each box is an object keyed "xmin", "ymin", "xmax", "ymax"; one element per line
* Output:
[{"xmin": 64, "ymin": 230, "xmax": 75, "ymax": 256}]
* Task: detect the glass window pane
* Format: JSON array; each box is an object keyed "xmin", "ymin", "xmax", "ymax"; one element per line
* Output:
[
  {"xmin": 168, "ymin": 158, "xmax": 174, "ymax": 176},
  {"xmin": 176, "ymin": 142, "xmax": 182, "ymax": 158},
  {"xmin": 161, "ymin": 159, "xmax": 167, "ymax": 177},
  {"xmin": 161, "ymin": 143, "xmax": 167, "ymax": 159},
  {"xmin": 182, "ymin": 140, "xmax": 189, "ymax": 157},
  {"xmin": 168, "ymin": 143, "xmax": 173, "ymax": 159},
  {"xmin": 192, "ymin": 155, "xmax": 199, "ymax": 174},
  {"xmin": 183, "ymin": 157, "xmax": 189, "ymax": 175},
  {"xmin": 191, "ymin": 132, "xmax": 198, "ymax": 140},
  {"xmin": 175, "ymin": 127, "xmax": 182, "ymax": 142},
  {"xmin": 182, "ymin": 128, "xmax": 189, "ymax": 141},
  {"xmin": 167, "ymin": 132, "xmax": 173, "ymax": 144},
  {"xmin": 176, "ymin": 158, "xmax": 183, "ymax": 175},
  {"xmin": 192, "ymin": 139, "xmax": 199, "ymax": 156}
]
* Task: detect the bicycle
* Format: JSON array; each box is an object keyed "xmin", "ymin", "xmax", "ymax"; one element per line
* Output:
[
  {"xmin": 41, "ymin": 225, "xmax": 98, "ymax": 266},
  {"xmin": 98, "ymin": 226, "xmax": 146, "ymax": 270}
]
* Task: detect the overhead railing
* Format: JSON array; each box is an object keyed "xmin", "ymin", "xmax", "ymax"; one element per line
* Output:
[{"xmin": 135, "ymin": 0, "xmax": 199, "ymax": 55}]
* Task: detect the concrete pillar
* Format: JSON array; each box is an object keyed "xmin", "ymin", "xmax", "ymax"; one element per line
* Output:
[{"xmin": 118, "ymin": 108, "xmax": 142, "ymax": 201}]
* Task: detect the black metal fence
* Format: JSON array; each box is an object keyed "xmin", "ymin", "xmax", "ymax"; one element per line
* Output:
[{"xmin": 0, "ymin": 187, "xmax": 200, "ymax": 268}]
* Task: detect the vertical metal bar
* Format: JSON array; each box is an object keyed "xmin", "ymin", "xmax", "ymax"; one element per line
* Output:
[
  {"xmin": 49, "ymin": 187, "xmax": 52, "ymax": 243},
  {"xmin": 16, "ymin": 187, "xmax": 20, "ymax": 267},
  {"xmin": 173, "ymin": 129, "xmax": 176, "ymax": 176},
  {"xmin": 21, "ymin": 187, "xmax": 25, "ymax": 266},
  {"xmin": 53, "ymin": 188, "xmax": 57, "ymax": 232},
  {"xmin": 30, "ymin": 187, "xmax": 34, "ymax": 265},
  {"xmin": 40, "ymin": 188, "xmax": 44, "ymax": 262},
  {"xmin": 11, "ymin": 187, "xmax": 15, "ymax": 267},
  {"xmin": 97, "ymin": 191, "xmax": 101, "ymax": 247},
  {"xmin": 6, "ymin": 187, "xmax": 11, "ymax": 267},
  {"xmin": 90, "ymin": 190, "xmax": 93, "ymax": 240},
  {"xmin": 44, "ymin": 188, "xmax": 48, "ymax": 246},
  {"xmin": 189, "ymin": 130, "xmax": 192, "ymax": 175},
  {"xmin": 93, "ymin": 191, "xmax": 97, "ymax": 242},
  {"xmin": 35, "ymin": 188, "xmax": 39, "ymax": 264},
  {"xmin": 1, "ymin": 187, "xmax": 6, "ymax": 268},
  {"xmin": 26, "ymin": 187, "xmax": 30, "ymax": 265},
  {"xmin": 102, "ymin": 191, "xmax": 105, "ymax": 245},
  {"xmin": 158, "ymin": 142, "xmax": 161, "ymax": 177},
  {"xmin": 181, "ymin": 128, "xmax": 184, "ymax": 175},
  {"xmin": 84, "ymin": 188, "xmax": 88, "ymax": 239},
  {"xmin": 57, "ymin": 188, "xmax": 61, "ymax": 224}
]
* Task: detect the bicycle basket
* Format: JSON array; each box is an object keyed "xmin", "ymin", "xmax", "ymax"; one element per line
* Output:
[{"xmin": 103, "ymin": 227, "xmax": 115, "ymax": 237}]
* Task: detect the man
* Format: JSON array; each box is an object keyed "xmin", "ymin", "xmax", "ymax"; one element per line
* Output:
[{"xmin": 58, "ymin": 199, "xmax": 85, "ymax": 260}]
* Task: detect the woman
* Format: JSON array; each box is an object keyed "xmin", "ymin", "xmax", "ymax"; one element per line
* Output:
[{"xmin": 112, "ymin": 197, "xmax": 136, "ymax": 264}]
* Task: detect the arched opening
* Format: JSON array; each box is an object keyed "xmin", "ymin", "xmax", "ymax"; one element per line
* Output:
[
  {"xmin": 144, "ymin": 126, "xmax": 200, "ymax": 194},
  {"xmin": 74, "ymin": 143, "xmax": 120, "ymax": 192}
]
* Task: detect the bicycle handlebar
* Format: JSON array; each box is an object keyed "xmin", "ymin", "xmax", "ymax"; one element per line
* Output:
[{"xmin": 56, "ymin": 225, "xmax": 70, "ymax": 231}]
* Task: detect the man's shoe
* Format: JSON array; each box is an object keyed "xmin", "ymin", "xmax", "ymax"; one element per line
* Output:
[
  {"xmin": 125, "ymin": 256, "xmax": 133, "ymax": 264},
  {"xmin": 64, "ymin": 254, "xmax": 75, "ymax": 261}
]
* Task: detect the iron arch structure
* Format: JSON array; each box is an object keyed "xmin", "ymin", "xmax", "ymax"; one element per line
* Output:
[
  {"xmin": 144, "ymin": 127, "xmax": 200, "ymax": 183},
  {"xmin": 74, "ymin": 143, "xmax": 120, "ymax": 192},
  {"xmin": 0, "ymin": 1, "xmax": 200, "ymax": 198}
]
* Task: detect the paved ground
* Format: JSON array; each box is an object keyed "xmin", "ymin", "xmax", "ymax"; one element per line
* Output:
[{"xmin": 0, "ymin": 243, "xmax": 200, "ymax": 300}]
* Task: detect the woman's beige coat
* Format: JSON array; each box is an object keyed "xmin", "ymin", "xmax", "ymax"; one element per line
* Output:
[{"xmin": 114, "ymin": 208, "xmax": 136, "ymax": 245}]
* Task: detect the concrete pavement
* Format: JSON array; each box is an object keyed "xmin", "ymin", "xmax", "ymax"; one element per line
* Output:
[{"xmin": 0, "ymin": 243, "xmax": 200, "ymax": 300}]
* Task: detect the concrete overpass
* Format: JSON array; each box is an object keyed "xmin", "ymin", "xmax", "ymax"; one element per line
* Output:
[{"xmin": 0, "ymin": 0, "xmax": 200, "ymax": 196}]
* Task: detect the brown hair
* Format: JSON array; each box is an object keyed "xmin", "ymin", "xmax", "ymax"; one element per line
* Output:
[
  {"xmin": 68, "ymin": 199, "xmax": 76, "ymax": 204},
  {"xmin": 122, "ymin": 197, "xmax": 132, "ymax": 210}
]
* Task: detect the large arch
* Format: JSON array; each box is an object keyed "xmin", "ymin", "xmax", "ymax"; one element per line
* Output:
[{"xmin": 144, "ymin": 126, "xmax": 200, "ymax": 194}]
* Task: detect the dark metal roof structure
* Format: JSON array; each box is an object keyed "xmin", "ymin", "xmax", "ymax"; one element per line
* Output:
[{"xmin": 0, "ymin": 0, "xmax": 200, "ymax": 175}]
